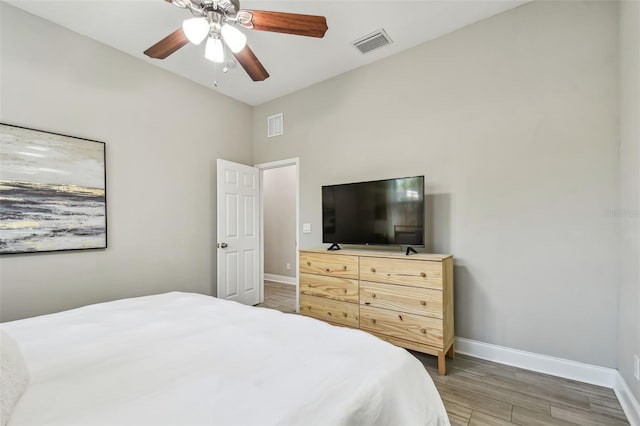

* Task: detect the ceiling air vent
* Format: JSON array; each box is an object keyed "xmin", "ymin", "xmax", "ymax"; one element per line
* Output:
[{"xmin": 352, "ymin": 29, "xmax": 393, "ymax": 54}]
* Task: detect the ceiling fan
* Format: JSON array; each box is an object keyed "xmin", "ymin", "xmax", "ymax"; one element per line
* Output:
[{"xmin": 144, "ymin": 0, "xmax": 328, "ymax": 82}]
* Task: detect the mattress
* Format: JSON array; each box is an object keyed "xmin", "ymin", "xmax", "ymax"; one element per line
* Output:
[{"xmin": 2, "ymin": 292, "xmax": 449, "ymax": 425}]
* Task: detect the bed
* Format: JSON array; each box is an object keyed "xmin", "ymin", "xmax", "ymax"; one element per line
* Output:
[{"xmin": 1, "ymin": 292, "xmax": 449, "ymax": 425}]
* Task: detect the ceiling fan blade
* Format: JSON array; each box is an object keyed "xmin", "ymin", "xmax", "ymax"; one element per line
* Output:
[
  {"xmin": 247, "ymin": 10, "xmax": 328, "ymax": 38},
  {"xmin": 143, "ymin": 28, "xmax": 189, "ymax": 59},
  {"xmin": 232, "ymin": 45, "xmax": 269, "ymax": 81}
]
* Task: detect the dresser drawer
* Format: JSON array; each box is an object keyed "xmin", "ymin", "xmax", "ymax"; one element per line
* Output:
[
  {"xmin": 300, "ymin": 273, "xmax": 358, "ymax": 303},
  {"xmin": 359, "ymin": 306, "xmax": 443, "ymax": 348},
  {"xmin": 360, "ymin": 281, "xmax": 443, "ymax": 319},
  {"xmin": 359, "ymin": 257, "xmax": 443, "ymax": 290},
  {"xmin": 300, "ymin": 294, "xmax": 359, "ymax": 328},
  {"xmin": 300, "ymin": 252, "xmax": 358, "ymax": 279}
]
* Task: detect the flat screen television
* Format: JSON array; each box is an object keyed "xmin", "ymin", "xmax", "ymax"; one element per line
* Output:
[{"xmin": 322, "ymin": 176, "xmax": 425, "ymax": 249}]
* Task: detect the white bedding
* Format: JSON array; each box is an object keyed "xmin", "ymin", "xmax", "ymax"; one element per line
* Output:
[{"xmin": 2, "ymin": 292, "xmax": 449, "ymax": 426}]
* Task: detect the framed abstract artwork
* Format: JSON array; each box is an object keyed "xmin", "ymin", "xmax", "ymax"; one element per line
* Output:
[{"xmin": 0, "ymin": 124, "xmax": 107, "ymax": 254}]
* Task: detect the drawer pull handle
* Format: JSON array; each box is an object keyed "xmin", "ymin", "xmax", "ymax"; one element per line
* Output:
[
  {"xmin": 364, "ymin": 302, "xmax": 370, "ymax": 305},
  {"xmin": 420, "ymin": 272, "xmax": 427, "ymax": 278},
  {"xmin": 325, "ymin": 268, "xmax": 330, "ymax": 273},
  {"xmin": 342, "ymin": 312, "xmax": 347, "ymax": 317},
  {"xmin": 398, "ymin": 315, "xmax": 403, "ymax": 321},
  {"xmin": 372, "ymin": 293, "xmax": 377, "ymax": 298},
  {"xmin": 370, "ymin": 268, "xmax": 376, "ymax": 273},
  {"xmin": 372, "ymin": 319, "xmax": 377, "ymax": 324},
  {"xmin": 306, "ymin": 261, "xmax": 311, "ymax": 266},
  {"xmin": 343, "ymin": 266, "xmax": 347, "ymax": 270},
  {"xmin": 420, "ymin": 300, "xmax": 427, "ymax": 306},
  {"xmin": 420, "ymin": 329, "xmax": 427, "ymax": 334},
  {"xmin": 343, "ymin": 289, "xmax": 347, "ymax": 294}
]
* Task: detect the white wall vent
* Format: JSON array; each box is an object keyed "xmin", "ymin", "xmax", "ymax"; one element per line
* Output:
[
  {"xmin": 352, "ymin": 29, "xmax": 393, "ymax": 54},
  {"xmin": 267, "ymin": 113, "xmax": 283, "ymax": 138}
]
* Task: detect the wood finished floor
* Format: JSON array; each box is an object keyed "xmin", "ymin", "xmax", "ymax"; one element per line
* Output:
[
  {"xmin": 257, "ymin": 282, "xmax": 630, "ymax": 425},
  {"xmin": 415, "ymin": 351, "xmax": 629, "ymax": 426},
  {"xmin": 256, "ymin": 281, "xmax": 296, "ymax": 313}
]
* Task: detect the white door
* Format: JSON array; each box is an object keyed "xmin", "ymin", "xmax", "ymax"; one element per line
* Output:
[{"xmin": 217, "ymin": 159, "xmax": 260, "ymax": 305}]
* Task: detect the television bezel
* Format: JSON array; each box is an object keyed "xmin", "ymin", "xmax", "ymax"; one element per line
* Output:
[{"xmin": 321, "ymin": 175, "xmax": 425, "ymax": 248}]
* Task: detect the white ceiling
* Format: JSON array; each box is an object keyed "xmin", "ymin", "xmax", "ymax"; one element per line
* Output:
[{"xmin": 8, "ymin": 0, "xmax": 529, "ymax": 106}]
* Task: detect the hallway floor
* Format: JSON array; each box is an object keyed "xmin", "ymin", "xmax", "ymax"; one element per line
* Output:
[{"xmin": 256, "ymin": 280, "xmax": 296, "ymax": 313}]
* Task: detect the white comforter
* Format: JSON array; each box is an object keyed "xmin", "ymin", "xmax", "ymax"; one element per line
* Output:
[{"xmin": 3, "ymin": 292, "xmax": 449, "ymax": 426}]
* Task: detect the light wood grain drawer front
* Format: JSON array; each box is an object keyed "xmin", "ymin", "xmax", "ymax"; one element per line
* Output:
[
  {"xmin": 359, "ymin": 257, "xmax": 443, "ymax": 290},
  {"xmin": 300, "ymin": 273, "xmax": 358, "ymax": 303},
  {"xmin": 300, "ymin": 294, "xmax": 359, "ymax": 328},
  {"xmin": 366, "ymin": 331, "xmax": 440, "ymax": 357},
  {"xmin": 360, "ymin": 306, "xmax": 443, "ymax": 348},
  {"xmin": 360, "ymin": 281, "xmax": 443, "ymax": 319},
  {"xmin": 300, "ymin": 252, "xmax": 358, "ymax": 279}
]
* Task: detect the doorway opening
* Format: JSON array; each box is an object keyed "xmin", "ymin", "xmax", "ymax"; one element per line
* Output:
[{"xmin": 256, "ymin": 158, "xmax": 299, "ymax": 313}]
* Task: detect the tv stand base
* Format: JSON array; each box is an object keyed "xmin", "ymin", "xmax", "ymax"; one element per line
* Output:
[
  {"xmin": 327, "ymin": 243, "xmax": 341, "ymax": 251},
  {"xmin": 405, "ymin": 246, "xmax": 418, "ymax": 256}
]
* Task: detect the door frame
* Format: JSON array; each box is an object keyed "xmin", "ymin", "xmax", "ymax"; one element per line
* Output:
[{"xmin": 255, "ymin": 157, "xmax": 300, "ymax": 313}]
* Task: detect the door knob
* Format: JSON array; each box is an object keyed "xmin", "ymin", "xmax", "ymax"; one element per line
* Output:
[{"xmin": 218, "ymin": 242, "xmax": 228, "ymax": 248}]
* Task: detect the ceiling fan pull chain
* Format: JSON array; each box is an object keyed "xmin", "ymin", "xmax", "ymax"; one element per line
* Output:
[
  {"xmin": 213, "ymin": 57, "xmax": 229, "ymax": 87},
  {"xmin": 213, "ymin": 52, "xmax": 219, "ymax": 87}
]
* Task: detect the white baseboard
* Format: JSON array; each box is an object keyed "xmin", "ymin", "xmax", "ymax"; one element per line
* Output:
[
  {"xmin": 614, "ymin": 372, "xmax": 640, "ymax": 426},
  {"xmin": 455, "ymin": 337, "xmax": 640, "ymax": 425},
  {"xmin": 264, "ymin": 273, "xmax": 296, "ymax": 285},
  {"xmin": 454, "ymin": 337, "xmax": 616, "ymax": 387}
]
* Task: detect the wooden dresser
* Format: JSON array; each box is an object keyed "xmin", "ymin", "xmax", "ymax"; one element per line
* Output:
[{"xmin": 299, "ymin": 248, "xmax": 454, "ymax": 375}]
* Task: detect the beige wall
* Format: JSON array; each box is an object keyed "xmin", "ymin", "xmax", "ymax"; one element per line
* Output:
[
  {"xmin": 618, "ymin": 0, "xmax": 640, "ymax": 402},
  {"xmin": 263, "ymin": 165, "xmax": 297, "ymax": 278},
  {"xmin": 0, "ymin": 4, "xmax": 253, "ymax": 321},
  {"xmin": 253, "ymin": 1, "xmax": 620, "ymax": 367}
]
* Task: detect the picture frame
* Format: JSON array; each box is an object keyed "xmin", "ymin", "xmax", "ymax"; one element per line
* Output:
[{"xmin": 0, "ymin": 123, "xmax": 107, "ymax": 254}]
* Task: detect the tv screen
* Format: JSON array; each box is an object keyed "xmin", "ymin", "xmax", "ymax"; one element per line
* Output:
[{"xmin": 322, "ymin": 176, "xmax": 425, "ymax": 247}]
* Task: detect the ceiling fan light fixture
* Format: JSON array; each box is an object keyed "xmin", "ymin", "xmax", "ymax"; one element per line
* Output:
[
  {"xmin": 183, "ymin": 17, "xmax": 209, "ymax": 45},
  {"xmin": 143, "ymin": 3, "xmax": 328, "ymax": 83},
  {"xmin": 221, "ymin": 23, "xmax": 247, "ymax": 53},
  {"xmin": 205, "ymin": 37, "xmax": 225, "ymax": 63}
]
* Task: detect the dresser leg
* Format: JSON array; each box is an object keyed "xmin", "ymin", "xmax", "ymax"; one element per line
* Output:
[
  {"xmin": 437, "ymin": 352, "xmax": 446, "ymax": 375},
  {"xmin": 446, "ymin": 343, "xmax": 455, "ymax": 359}
]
